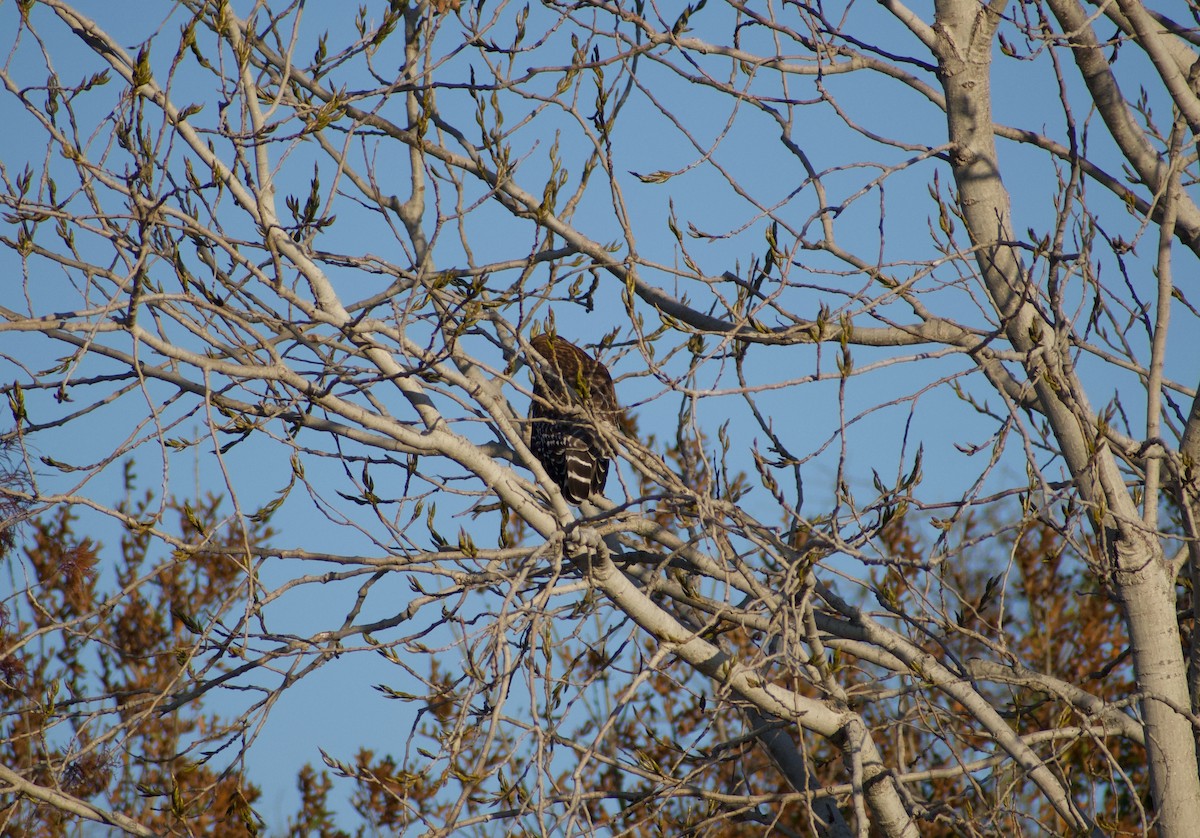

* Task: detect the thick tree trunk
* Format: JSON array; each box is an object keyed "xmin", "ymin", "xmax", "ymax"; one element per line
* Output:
[{"xmin": 933, "ymin": 0, "xmax": 1200, "ymax": 833}]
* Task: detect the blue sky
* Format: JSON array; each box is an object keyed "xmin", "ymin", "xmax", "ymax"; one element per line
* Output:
[{"xmin": 1, "ymin": 1, "xmax": 1190, "ymax": 831}]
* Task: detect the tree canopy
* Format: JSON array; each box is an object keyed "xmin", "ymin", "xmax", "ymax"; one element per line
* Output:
[{"xmin": 3, "ymin": 1, "xmax": 1200, "ymax": 835}]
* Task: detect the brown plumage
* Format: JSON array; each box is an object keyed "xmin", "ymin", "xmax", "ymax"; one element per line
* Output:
[{"xmin": 527, "ymin": 333, "xmax": 619, "ymax": 504}]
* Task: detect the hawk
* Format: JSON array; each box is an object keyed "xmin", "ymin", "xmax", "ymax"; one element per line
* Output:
[{"xmin": 527, "ymin": 333, "xmax": 619, "ymax": 504}]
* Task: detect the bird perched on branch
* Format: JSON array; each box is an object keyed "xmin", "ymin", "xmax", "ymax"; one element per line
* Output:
[{"xmin": 527, "ymin": 333, "xmax": 620, "ymax": 504}]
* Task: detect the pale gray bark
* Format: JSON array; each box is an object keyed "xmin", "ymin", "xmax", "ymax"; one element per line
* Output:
[
  {"xmin": 933, "ymin": 0, "xmax": 1200, "ymax": 833},
  {"xmin": 4, "ymin": 1, "xmax": 1200, "ymax": 834}
]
